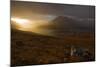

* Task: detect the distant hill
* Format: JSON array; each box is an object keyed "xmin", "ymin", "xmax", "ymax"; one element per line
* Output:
[
  {"xmin": 37, "ymin": 16, "xmax": 95, "ymax": 37},
  {"xmin": 11, "ymin": 28, "xmax": 56, "ymax": 38}
]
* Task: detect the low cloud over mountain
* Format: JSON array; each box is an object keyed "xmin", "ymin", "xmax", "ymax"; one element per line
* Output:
[{"xmin": 37, "ymin": 16, "xmax": 95, "ymax": 36}]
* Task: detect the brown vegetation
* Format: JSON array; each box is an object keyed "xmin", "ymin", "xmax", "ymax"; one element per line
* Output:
[{"xmin": 11, "ymin": 29, "xmax": 95, "ymax": 66}]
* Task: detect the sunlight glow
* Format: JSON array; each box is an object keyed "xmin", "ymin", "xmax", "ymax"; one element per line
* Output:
[
  {"xmin": 11, "ymin": 17, "xmax": 52, "ymax": 36},
  {"xmin": 11, "ymin": 17, "xmax": 33, "ymax": 31},
  {"xmin": 11, "ymin": 18, "xmax": 30, "ymax": 25}
]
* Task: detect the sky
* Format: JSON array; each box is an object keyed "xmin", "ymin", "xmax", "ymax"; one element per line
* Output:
[
  {"xmin": 11, "ymin": 1, "xmax": 95, "ymax": 36},
  {"xmin": 11, "ymin": 1, "xmax": 95, "ymax": 18}
]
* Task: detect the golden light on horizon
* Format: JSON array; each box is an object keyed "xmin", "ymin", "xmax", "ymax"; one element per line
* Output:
[
  {"xmin": 11, "ymin": 18, "xmax": 30, "ymax": 25},
  {"xmin": 11, "ymin": 17, "xmax": 34, "ymax": 31},
  {"xmin": 11, "ymin": 17, "xmax": 52, "ymax": 35}
]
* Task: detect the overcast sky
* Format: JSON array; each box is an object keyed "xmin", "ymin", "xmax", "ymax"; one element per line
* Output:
[
  {"xmin": 11, "ymin": 1, "xmax": 95, "ymax": 36},
  {"xmin": 11, "ymin": 1, "xmax": 95, "ymax": 20}
]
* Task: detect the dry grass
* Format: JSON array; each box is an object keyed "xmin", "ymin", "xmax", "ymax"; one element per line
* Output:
[{"xmin": 11, "ymin": 29, "xmax": 95, "ymax": 66}]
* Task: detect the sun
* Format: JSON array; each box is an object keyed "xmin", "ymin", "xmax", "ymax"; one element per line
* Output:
[
  {"xmin": 11, "ymin": 17, "xmax": 29, "ymax": 25},
  {"xmin": 11, "ymin": 17, "xmax": 52, "ymax": 35},
  {"xmin": 11, "ymin": 17, "xmax": 32, "ymax": 31}
]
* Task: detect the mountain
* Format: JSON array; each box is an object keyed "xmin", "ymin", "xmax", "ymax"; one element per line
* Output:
[{"xmin": 38, "ymin": 16, "xmax": 95, "ymax": 37}]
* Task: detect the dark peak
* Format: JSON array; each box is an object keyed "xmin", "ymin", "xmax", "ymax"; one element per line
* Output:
[
  {"xmin": 55, "ymin": 16, "xmax": 73, "ymax": 20},
  {"xmin": 52, "ymin": 16, "xmax": 75, "ymax": 24},
  {"xmin": 50, "ymin": 16, "xmax": 79, "ymax": 27},
  {"xmin": 55, "ymin": 16, "xmax": 71, "ymax": 19}
]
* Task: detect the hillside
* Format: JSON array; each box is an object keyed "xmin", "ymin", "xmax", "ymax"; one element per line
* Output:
[{"xmin": 11, "ymin": 29, "xmax": 95, "ymax": 66}]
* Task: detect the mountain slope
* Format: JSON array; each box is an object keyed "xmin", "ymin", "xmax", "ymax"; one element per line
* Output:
[
  {"xmin": 11, "ymin": 28, "xmax": 95, "ymax": 66},
  {"xmin": 38, "ymin": 16, "xmax": 94, "ymax": 37}
]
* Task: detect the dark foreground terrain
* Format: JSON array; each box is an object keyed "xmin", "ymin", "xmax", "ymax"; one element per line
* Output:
[{"xmin": 11, "ymin": 29, "xmax": 95, "ymax": 66}]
